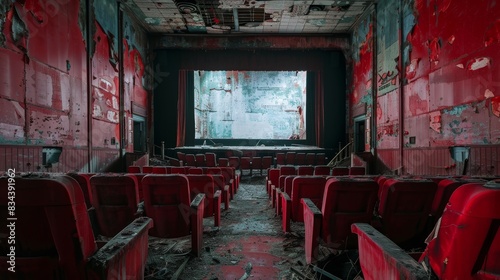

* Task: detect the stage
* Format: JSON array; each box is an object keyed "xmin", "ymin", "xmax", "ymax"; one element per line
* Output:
[{"xmin": 172, "ymin": 145, "xmax": 329, "ymax": 158}]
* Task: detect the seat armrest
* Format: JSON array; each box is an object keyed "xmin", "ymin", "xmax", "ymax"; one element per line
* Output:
[
  {"xmin": 135, "ymin": 201, "xmax": 145, "ymax": 218},
  {"xmin": 351, "ymin": 223, "xmax": 428, "ymax": 280},
  {"xmin": 282, "ymin": 193, "xmax": 292, "ymax": 233},
  {"xmin": 275, "ymin": 189, "xmax": 282, "ymax": 216},
  {"xmin": 87, "ymin": 217, "xmax": 153, "ymax": 279},
  {"xmin": 229, "ymin": 178, "xmax": 235, "ymax": 200},
  {"xmin": 271, "ymin": 185, "xmax": 277, "ymax": 207},
  {"xmin": 222, "ymin": 185, "xmax": 230, "ymax": 210},
  {"xmin": 190, "ymin": 193, "xmax": 205, "ymax": 257},
  {"xmin": 213, "ymin": 190, "xmax": 222, "ymax": 227},
  {"xmin": 302, "ymin": 198, "xmax": 322, "ymax": 264}
]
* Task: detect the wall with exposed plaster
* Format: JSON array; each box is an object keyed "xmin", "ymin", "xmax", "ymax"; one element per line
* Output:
[
  {"xmin": 0, "ymin": 0, "xmax": 150, "ymax": 172},
  {"xmin": 351, "ymin": 0, "xmax": 500, "ymax": 176}
]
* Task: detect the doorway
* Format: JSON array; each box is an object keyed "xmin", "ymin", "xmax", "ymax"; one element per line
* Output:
[
  {"xmin": 133, "ymin": 115, "xmax": 146, "ymax": 153},
  {"xmin": 354, "ymin": 116, "xmax": 366, "ymax": 153}
]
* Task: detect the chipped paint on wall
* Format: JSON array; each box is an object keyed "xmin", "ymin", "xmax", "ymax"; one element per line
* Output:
[{"xmin": 429, "ymin": 111, "xmax": 442, "ymax": 133}]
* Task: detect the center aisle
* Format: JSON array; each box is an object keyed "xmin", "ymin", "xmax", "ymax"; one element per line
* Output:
[{"xmin": 180, "ymin": 176, "xmax": 306, "ymax": 280}]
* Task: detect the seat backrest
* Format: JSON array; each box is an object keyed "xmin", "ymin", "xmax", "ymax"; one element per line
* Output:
[
  {"xmin": 314, "ymin": 165, "xmax": 331, "ymax": 176},
  {"xmin": 218, "ymin": 158, "xmax": 229, "ymax": 167},
  {"xmin": 306, "ymin": 153, "xmax": 316, "ymax": 165},
  {"xmin": 316, "ymin": 153, "xmax": 326, "ymax": 165},
  {"xmin": 128, "ymin": 166, "xmax": 141, "ymax": 173},
  {"xmin": 332, "ymin": 167, "xmax": 349, "ymax": 176},
  {"xmin": 67, "ymin": 172, "xmax": 93, "ymax": 208},
  {"xmin": 349, "ymin": 166, "xmax": 366, "ymax": 175},
  {"xmin": 170, "ymin": 166, "xmax": 187, "ymax": 174},
  {"xmin": 378, "ymin": 178, "xmax": 437, "ymax": 246},
  {"xmin": 275, "ymin": 153, "xmax": 286, "ymax": 165},
  {"xmin": 188, "ymin": 167, "xmax": 204, "ymax": 174},
  {"xmin": 187, "ymin": 175, "xmax": 215, "ymax": 218},
  {"xmin": 211, "ymin": 174, "xmax": 225, "ymax": 191},
  {"xmin": 262, "ymin": 156, "xmax": 273, "ymax": 169},
  {"xmin": 205, "ymin": 153, "xmax": 217, "ymax": 167},
  {"xmin": 205, "ymin": 167, "xmax": 222, "ymax": 174},
  {"xmin": 284, "ymin": 175, "xmax": 299, "ymax": 196},
  {"xmin": 240, "ymin": 157, "xmax": 251, "ymax": 169},
  {"xmin": 321, "ymin": 177, "xmax": 379, "ymax": 249},
  {"xmin": 280, "ymin": 165, "xmax": 296, "ymax": 176},
  {"xmin": 228, "ymin": 156, "xmax": 240, "ymax": 169},
  {"xmin": 269, "ymin": 168, "xmax": 280, "ymax": 188},
  {"xmin": 142, "ymin": 174, "xmax": 191, "ymax": 237},
  {"xmin": 0, "ymin": 175, "xmax": 96, "ymax": 279},
  {"xmin": 142, "ymin": 166, "xmax": 153, "ymax": 173},
  {"xmin": 251, "ymin": 157, "xmax": 262, "ymax": 169},
  {"xmin": 185, "ymin": 154, "xmax": 196, "ymax": 166},
  {"xmin": 295, "ymin": 153, "xmax": 306, "ymax": 165},
  {"xmin": 195, "ymin": 154, "xmax": 206, "ymax": 167},
  {"xmin": 285, "ymin": 152, "xmax": 296, "ymax": 165},
  {"xmin": 220, "ymin": 167, "xmax": 235, "ymax": 184},
  {"xmin": 297, "ymin": 166, "xmax": 314, "ymax": 175},
  {"xmin": 177, "ymin": 152, "xmax": 186, "ymax": 162},
  {"xmin": 425, "ymin": 182, "xmax": 500, "ymax": 279},
  {"xmin": 431, "ymin": 178, "xmax": 486, "ymax": 217},
  {"xmin": 90, "ymin": 174, "xmax": 140, "ymax": 237},
  {"xmin": 291, "ymin": 176, "xmax": 327, "ymax": 222},
  {"xmin": 152, "ymin": 166, "xmax": 168, "ymax": 174}
]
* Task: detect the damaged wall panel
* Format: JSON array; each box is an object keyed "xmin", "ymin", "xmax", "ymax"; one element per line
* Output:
[{"xmin": 0, "ymin": 0, "xmax": 150, "ymax": 172}]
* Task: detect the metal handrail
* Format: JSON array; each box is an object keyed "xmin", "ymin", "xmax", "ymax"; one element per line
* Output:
[
  {"xmin": 327, "ymin": 141, "xmax": 353, "ymax": 167},
  {"xmin": 152, "ymin": 141, "xmax": 165, "ymax": 160}
]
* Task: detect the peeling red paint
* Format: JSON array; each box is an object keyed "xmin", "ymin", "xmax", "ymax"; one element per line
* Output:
[
  {"xmin": 405, "ymin": 58, "xmax": 420, "ymax": 80},
  {"xmin": 429, "ymin": 111, "xmax": 442, "ymax": 133},
  {"xmin": 408, "ymin": 94, "xmax": 428, "ymax": 116},
  {"xmin": 467, "ymin": 57, "xmax": 490, "ymax": 71},
  {"xmin": 484, "ymin": 19, "xmax": 500, "ymax": 47},
  {"xmin": 428, "ymin": 38, "xmax": 440, "ymax": 65},
  {"xmin": 491, "ymin": 96, "xmax": 500, "ymax": 117}
]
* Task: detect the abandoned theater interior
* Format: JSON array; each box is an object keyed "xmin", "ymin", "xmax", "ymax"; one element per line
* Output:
[{"xmin": 1, "ymin": 0, "xmax": 500, "ymax": 279}]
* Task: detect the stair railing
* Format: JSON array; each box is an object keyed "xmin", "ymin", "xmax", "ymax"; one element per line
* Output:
[{"xmin": 327, "ymin": 141, "xmax": 353, "ymax": 167}]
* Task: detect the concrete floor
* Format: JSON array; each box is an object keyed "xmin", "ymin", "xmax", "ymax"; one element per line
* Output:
[{"xmin": 144, "ymin": 175, "xmax": 310, "ymax": 280}]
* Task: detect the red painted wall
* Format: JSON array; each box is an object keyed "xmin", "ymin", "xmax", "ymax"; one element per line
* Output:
[
  {"xmin": 0, "ymin": 0, "xmax": 149, "ymax": 172},
  {"xmin": 351, "ymin": 0, "xmax": 500, "ymax": 176}
]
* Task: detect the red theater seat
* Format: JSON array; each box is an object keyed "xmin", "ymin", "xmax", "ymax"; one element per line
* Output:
[
  {"xmin": 267, "ymin": 168, "xmax": 280, "ymax": 199},
  {"xmin": 251, "ymin": 157, "xmax": 262, "ymax": 176},
  {"xmin": 282, "ymin": 176, "xmax": 327, "ymax": 233},
  {"xmin": 297, "ymin": 166, "xmax": 314, "ymax": 175},
  {"xmin": 285, "ymin": 152, "xmax": 296, "ymax": 165},
  {"xmin": 128, "ymin": 166, "xmax": 141, "ymax": 173},
  {"xmin": 67, "ymin": 173, "xmax": 94, "ymax": 208},
  {"xmin": 205, "ymin": 167, "xmax": 222, "ymax": 174},
  {"xmin": 187, "ymin": 175, "xmax": 222, "ymax": 227},
  {"xmin": 276, "ymin": 153, "xmax": 286, "ymax": 165},
  {"xmin": 261, "ymin": 156, "xmax": 273, "ymax": 174},
  {"xmin": 271, "ymin": 166, "xmax": 296, "ymax": 207},
  {"xmin": 295, "ymin": 153, "xmax": 306, "ymax": 165},
  {"xmin": 185, "ymin": 154, "xmax": 196, "ymax": 166},
  {"xmin": 142, "ymin": 166, "xmax": 153, "ymax": 173},
  {"xmin": 349, "ymin": 166, "xmax": 365, "ymax": 175},
  {"xmin": 239, "ymin": 157, "xmax": 251, "ymax": 176},
  {"xmin": 220, "ymin": 167, "xmax": 236, "ymax": 199},
  {"xmin": 218, "ymin": 158, "xmax": 229, "ymax": 167},
  {"xmin": 276, "ymin": 175, "xmax": 298, "ymax": 215},
  {"xmin": 431, "ymin": 178, "xmax": 486, "ymax": 219},
  {"xmin": 306, "ymin": 153, "xmax": 316, "ymax": 165},
  {"xmin": 352, "ymin": 182, "xmax": 500, "ymax": 280},
  {"xmin": 0, "ymin": 174, "xmax": 152, "ymax": 280},
  {"xmin": 152, "ymin": 166, "xmax": 168, "ymax": 174},
  {"xmin": 177, "ymin": 152, "xmax": 186, "ymax": 162},
  {"xmin": 195, "ymin": 154, "xmax": 206, "ymax": 167},
  {"xmin": 90, "ymin": 174, "xmax": 143, "ymax": 237},
  {"xmin": 188, "ymin": 167, "xmax": 204, "ymax": 174},
  {"xmin": 315, "ymin": 153, "xmax": 327, "ymax": 165},
  {"xmin": 228, "ymin": 156, "xmax": 240, "ymax": 170},
  {"xmin": 302, "ymin": 177, "xmax": 379, "ymax": 264},
  {"xmin": 212, "ymin": 174, "xmax": 230, "ymax": 210},
  {"xmin": 170, "ymin": 166, "xmax": 188, "ymax": 174},
  {"xmin": 376, "ymin": 178, "xmax": 437, "ymax": 247},
  {"xmin": 314, "ymin": 165, "xmax": 331, "ymax": 176},
  {"xmin": 332, "ymin": 167, "xmax": 349, "ymax": 176},
  {"xmin": 141, "ymin": 174, "xmax": 205, "ymax": 257},
  {"xmin": 205, "ymin": 153, "xmax": 217, "ymax": 167}
]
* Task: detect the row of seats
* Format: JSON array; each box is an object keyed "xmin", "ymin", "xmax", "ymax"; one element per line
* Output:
[
  {"xmin": 127, "ymin": 165, "xmax": 239, "ymax": 205},
  {"xmin": 266, "ymin": 168, "xmax": 492, "ymax": 265},
  {"xmin": 175, "ymin": 152, "xmax": 329, "ymax": 172},
  {"xmin": 352, "ymin": 180, "xmax": 500, "ymax": 280},
  {"xmin": 0, "ymin": 174, "xmax": 153, "ymax": 279}
]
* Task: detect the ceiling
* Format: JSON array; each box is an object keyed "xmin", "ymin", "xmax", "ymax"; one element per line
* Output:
[{"xmin": 125, "ymin": 0, "xmax": 373, "ymax": 34}]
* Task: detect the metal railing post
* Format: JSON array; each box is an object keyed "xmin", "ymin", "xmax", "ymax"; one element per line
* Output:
[{"xmin": 161, "ymin": 141, "xmax": 165, "ymax": 160}]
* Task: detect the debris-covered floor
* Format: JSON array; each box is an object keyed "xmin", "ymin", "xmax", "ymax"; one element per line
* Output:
[{"xmin": 144, "ymin": 175, "xmax": 360, "ymax": 280}]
